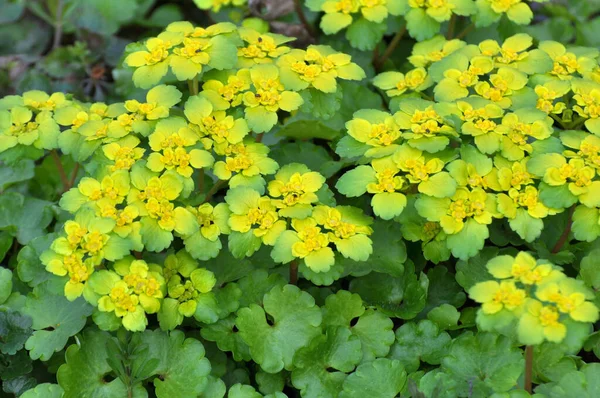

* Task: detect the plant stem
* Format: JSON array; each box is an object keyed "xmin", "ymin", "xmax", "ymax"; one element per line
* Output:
[
  {"xmin": 51, "ymin": 150, "xmax": 69, "ymax": 191},
  {"xmin": 289, "ymin": 260, "xmax": 299, "ymax": 285},
  {"xmin": 197, "ymin": 168, "xmax": 205, "ymax": 194},
  {"xmin": 189, "ymin": 77, "xmax": 199, "ymax": 96},
  {"xmin": 69, "ymin": 163, "xmax": 80, "ymax": 188},
  {"xmin": 446, "ymin": 15, "xmax": 457, "ymax": 39},
  {"xmin": 551, "ymin": 206, "xmax": 575, "ymax": 254},
  {"xmin": 524, "ymin": 345, "xmax": 533, "ymax": 393},
  {"xmin": 52, "ymin": 0, "xmax": 64, "ymax": 50},
  {"xmin": 293, "ymin": 0, "xmax": 316, "ymax": 37},
  {"xmin": 455, "ymin": 23, "xmax": 474, "ymax": 40},
  {"xmin": 255, "ymin": 133, "xmax": 264, "ymax": 143},
  {"xmin": 550, "ymin": 114, "xmax": 569, "ymax": 130},
  {"xmin": 375, "ymin": 26, "xmax": 406, "ymax": 72},
  {"xmin": 203, "ymin": 180, "xmax": 227, "ymax": 203}
]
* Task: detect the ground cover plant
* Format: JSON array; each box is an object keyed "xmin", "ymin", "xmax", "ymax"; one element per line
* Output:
[{"xmin": 2, "ymin": 0, "xmax": 600, "ymax": 397}]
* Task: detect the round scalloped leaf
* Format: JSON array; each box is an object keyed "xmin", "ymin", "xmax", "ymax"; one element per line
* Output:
[
  {"xmin": 0, "ymin": 310, "xmax": 32, "ymax": 355},
  {"xmin": 23, "ymin": 284, "xmax": 93, "ymax": 361},
  {"xmin": 236, "ymin": 284, "xmax": 322, "ymax": 373},
  {"xmin": 440, "ymin": 332, "xmax": 523, "ymax": 396},
  {"xmin": 20, "ymin": 384, "xmax": 63, "ymax": 398},
  {"xmin": 201, "ymin": 315, "xmax": 252, "ymax": 362},
  {"xmin": 291, "ymin": 327, "xmax": 361, "ymax": 398},
  {"xmin": 57, "ymin": 330, "xmax": 136, "ymax": 397},
  {"xmin": 389, "ymin": 320, "xmax": 451, "ymax": 373},
  {"xmin": 339, "ymin": 358, "xmax": 407, "ymax": 398}
]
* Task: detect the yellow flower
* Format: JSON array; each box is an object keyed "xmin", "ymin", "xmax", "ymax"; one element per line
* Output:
[
  {"xmin": 227, "ymin": 188, "xmax": 287, "ymax": 245},
  {"xmin": 539, "ymin": 41, "xmax": 597, "ymax": 80},
  {"xmin": 60, "ymin": 170, "xmax": 130, "ymax": 213},
  {"xmin": 242, "ymin": 64, "xmax": 304, "ymax": 133},
  {"xmin": 115, "ymin": 258, "xmax": 165, "ymax": 314},
  {"xmin": 486, "ymin": 252, "xmax": 561, "ymax": 285},
  {"xmin": 346, "ymin": 109, "xmax": 404, "ymax": 158},
  {"xmin": 102, "ymin": 136, "xmax": 146, "ymax": 172},
  {"xmin": 278, "ymin": 45, "xmax": 365, "ymax": 93},
  {"xmin": 408, "ymin": 35, "xmax": 466, "ymax": 67},
  {"xmin": 290, "ymin": 218, "xmax": 335, "ymax": 272},
  {"xmin": 42, "ymin": 251, "xmax": 95, "ymax": 301},
  {"xmin": 478, "ymin": 33, "xmax": 532, "ymax": 67},
  {"xmin": 438, "ymin": 188, "xmax": 496, "ymax": 234},
  {"xmin": 473, "ymin": 67, "xmax": 528, "ymax": 108},
  {"xmin": 311, "ymin": 205, "xmax": 373, "ymax": 261},
  {"xmin": 518, "ymin": 299, "xmax": 566, "ymax": 344},
  {"xmin": 237, "ymin": 28, "xmax": 292, "ymax": 68},
  {"xmin": 469, "ymin": 280, "xmax": 526, "ymax": 314},
  {"xmin": 535, "ymin": 81, "xmax": 570, "ymax": 114},
  {"xmin": 373, "ymin": 68, "xmax": 432, "ymax": 97},
  {"xmin": 572, "ymin": 84, "xmax": 600, "ymax": 135},
  {"xmin": 268, "ymin": 164, "xmax": 325, "ymax": 218},
  {"xmin": 146, "ymin": 118, "xmax": 214, "ymax": 178},
  {"xmin": 213, "ymin": 141, "xmax": 279, "ymax": 185},
  {"xmin": 536, "ymin": 279, "xmax": 599, "ymax": 323},
  {"xmin": 563, "ymin": 133, "xmax": 600, "ymax": 171},
  {"xmin": 201, "ymin": 69, "xmax": 252, "ymax": 109},
  {"xmin": 497, "ymin": 185, "xmax": 554, "ymax": 220}
]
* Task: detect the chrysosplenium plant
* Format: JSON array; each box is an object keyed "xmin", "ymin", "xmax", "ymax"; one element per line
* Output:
[{"xmin": 3, "ymin": 1, "xmax": 600, "ymax": 397}]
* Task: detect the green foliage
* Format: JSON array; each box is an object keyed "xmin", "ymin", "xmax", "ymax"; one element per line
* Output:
[{"xmin": 3, "ymin": 0, "xmax": 600, "ymax": 396}]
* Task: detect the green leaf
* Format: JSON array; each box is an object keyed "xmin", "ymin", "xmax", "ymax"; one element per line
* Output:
[
  {"xmin": 236, "ymin": 269, "xmax": 286, "ymax": 308},
  {"xmin": 441, "ymin": 332, "xmax": 524, "ymax": 396},
  {"xmin": 446, "ymin": 219, "xmax": 489, "ymax": 260},
  {"xmin": 0, "ymin": 159, "xmax": 34, "ymax": 190},
  {"xmin": 136, "ymin": 330, "xmax": 212, "ymax": 397},
  {"xmin": 17, "ymin": 233, "xmax": 59, "ymax": 287},
  {"xmin": 0, "ymin": 310, "xmax": 32, "ymax": 355},
  {"xmin": 72, "ymin": 0, "xmax": 138, "ymax": 36},
  {"xmin": 349, "ymin": 260, "xmax": 428, "ymax": 319},
  {"xmin": 455, "ymin": 247, "xmax": 497, "ymax": 290},
  {"xmin": 20, "ymin": 384, "xmax": 63, "ymax": 398},
  {"xmin": 201, "ymin": 315, "xmax": 252, "ymax": 362},
  {"xmin": 322, "ymin": 290, "xmax": 365, "ymax": 327},
  {"xmin": 291, "ymin": 327, "xmax": 362, "ymax": 398},
  {"xmin": 0, "ymin": 348, "xmax": 33, "ymax": 381},
  {"xmin": 0, "ymin": 192, "xmax": 54, "ymax": 244},
  {"xmin": 535, "ymin": 363, "xmax": 600, "ymax": 397},
  {"xmin": 0, "ymin": 0, "xmax": 25, "ymax": 23},
  {"xmin": 581, "ymin": 249, "xmax": 600, "ymax": 290},
  {"xmin": 236, "ymin": 284, "xmax": 322, "ymax": 373},
  {"xmin": 533, "ymin": 343, "xmax": 577, "ymax": 383},
  {"xmin": 340, "ymin": 358, "xmax": 407, "ymax": 398},
  {"xmin": 422, "ymin": 265, "xmax": 466, "ymax": 315},
  {"xmin": 2, "ymin": 375, "xmax": 37, "ymax": 396},
  {"xmin": 0, "ymin": 267, "xmax": 12, "ymax": 305},
  {"xmin": 298, "ymin": 88, "xmax": 344, "ymax": 120},
  {"xmin": 336, "ymin": 166, "xmax": 375, "ymax": 197},
  {"xmin": 343, "ymin": 220, "xmax": 407, "ymax": 277},
  {"xmin": 270, "ymin": 141, "xmax": 341, "ymax": 179},
  {"xmin": 352, "ymin": 309, "xmax": 395, "ymax": 363},
  {"xmin": 57, "ymin": 330, "xmax": 135, "ymax": 397},
  {"xmin": 346, "ymin": 18, "xmax": 387, "ymax": 51},
  {"xmin": 389, "ymin": 320, "xmax": 451, "ymax": 373},
  {"xmin": 509, "ymin": 209, "xmax": 544, "ymax": 242},
  {"xmin": 23, "ymin": 284, "xmax": 93, "ymax": 361},
  {"xmin": 277, "ymin": 118, "xmax": 342, "ymax": 141},
  {"xmin": 256, "ymin": 371, "xmax": 285, "ymax": 395},
  {"xmin": 427, "ymin": 304, "xmax": 460, "ymax": 331},
  {"xmin": 228, "ymin": 231, "xmax": 262, "ymax": 259}
]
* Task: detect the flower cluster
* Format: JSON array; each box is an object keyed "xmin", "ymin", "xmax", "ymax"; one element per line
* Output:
[
  {"xmin": 306, "ymin": 0, "xmax": 403, "ymax": 47},
  {"xmin": 0, "ymin": 23, "xmax": 374, "ymax": 330},
  {"xmin": 309, "ymin": 0, "xmax": 551, "ymax": 45},
  {"xmin": 334, "ymin": 33, "xmax": 600, "ymax": 262},
  {"xmin": 469, "ymin": 252, "xmax": 599, "ymax": 345}
]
